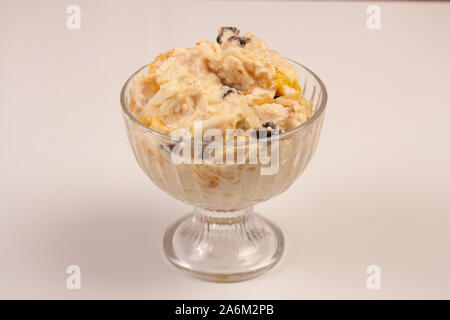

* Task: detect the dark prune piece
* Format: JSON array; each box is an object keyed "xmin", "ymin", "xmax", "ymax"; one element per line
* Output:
[
  {"xmin": 228, "ymin": 36, "xmax": 251, "ymax": 47},
  {"xmin": 262, "ymin": 121, "xmax": 277, "ymax": 130},
  {"xmin": 251, "ymin": 122, "xmax": 280, "ymax": 139},
  {"xmin": 220, "ymin": 26, "xmax": 238, "ymax": 33},
  {"xmin": 223, "ymin": 89, "xmax": 233, "ymax": 98},
  {"xmin": 222, "ymin": 26, "xmax": 238, "ymax": 34},
  {"xmin": 221, "ymin": 86, "xmax": 235, "ymax": 98},
  {"xmin": 216, "ymin": 26, "xmax": 239, "ymax": 44},
  {"xmin": 241, "ymin": 37, "xmax": 251, "ymax": 46},
  {"xmin": 216, "ymin": 34, "xmax": 223, "ymax": 45}
]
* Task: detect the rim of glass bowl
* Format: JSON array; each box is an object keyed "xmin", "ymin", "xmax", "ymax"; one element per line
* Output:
[{"xmin": 120, "ymin": 59, "xmax": 327, "ymax": 146}]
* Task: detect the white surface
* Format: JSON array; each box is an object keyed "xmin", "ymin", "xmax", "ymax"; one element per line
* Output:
[{"xmin": 1, "ymin": 0, "xmax": 450, "ymax": 299}]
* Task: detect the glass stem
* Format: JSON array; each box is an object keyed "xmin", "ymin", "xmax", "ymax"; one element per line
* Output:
[{"xmin": 194, "ymin": 207, "xmax": 252, "ymax": 225}]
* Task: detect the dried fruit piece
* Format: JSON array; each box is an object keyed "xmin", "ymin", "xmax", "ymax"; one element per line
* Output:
[
  {"xmin": 222, "ymin": 86, "xmax": 235, "ymax": 98},
  {"xmin": 252, "ymin": 122, "xmax": 280, "ymax": 139},
  {"xmin": 143, "ymin": 76, "xmax": 160, "ymax": 91},
  {"xmin": 228, "ymin": 36, "xmax": 251, "ymax": 47},
  {"xmin": 216, "ymin": 26, "xmax": 239, "ymax": 44},
  {"xmin": 138, "ymin": 115, "xmax": 152, "ymax": 127},
  {"xmin": 220, "ymin": 26, "xmax": 238, "ymax": 34},
  {"xmin": 262, "ymin": 121, "xmax": 277, "ymax": 130},
  {"xmin": 272, "ymin": 71, "xmax": 302, "ymax": 97}
]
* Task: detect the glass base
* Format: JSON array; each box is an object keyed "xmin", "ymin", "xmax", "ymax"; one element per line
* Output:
[{"xmin": 163, "ymin": 207, "xmax": 284, "ymax": 282}]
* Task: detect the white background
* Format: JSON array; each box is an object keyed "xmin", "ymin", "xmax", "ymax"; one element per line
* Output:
[{"xmin": 1, "ymin": 0, "xmax": 449, "ymax": 299}]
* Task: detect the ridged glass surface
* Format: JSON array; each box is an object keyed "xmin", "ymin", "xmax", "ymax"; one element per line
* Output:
[
  {"xmin": 122, "ymin": 63, "xmax": 325, "ymax": 211},
  {"xmin": 121, "ymin": 61, "xmax": 327, "ymax": 281}
]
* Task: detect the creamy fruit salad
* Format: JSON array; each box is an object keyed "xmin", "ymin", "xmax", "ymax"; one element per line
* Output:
[
  {"xmin": 123, "ymin": 28, "xmax": 322, "ymax": 211},
  {"xmin": 129, "ymin": 27, "xmax": 313, "ymax": 136}
]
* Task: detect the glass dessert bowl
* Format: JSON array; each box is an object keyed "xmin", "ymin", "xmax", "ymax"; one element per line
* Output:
[{"xmin": 120, "ymin": 60, "xmax": 327, "ymax": 282}]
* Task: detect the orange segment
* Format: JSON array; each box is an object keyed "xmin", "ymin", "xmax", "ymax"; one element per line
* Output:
[
  {"xmin": 138, "ymin": 115, "xmax": 152, "ymax": 127},
  {"xmin": 272, "ymin": 71, "xmax": 302, "ymax": 97}
]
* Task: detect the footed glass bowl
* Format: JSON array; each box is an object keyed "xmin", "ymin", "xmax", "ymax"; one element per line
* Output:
[{"xmin": 120, "ymin": 60, "xmax": 327, "ymax": 282}]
